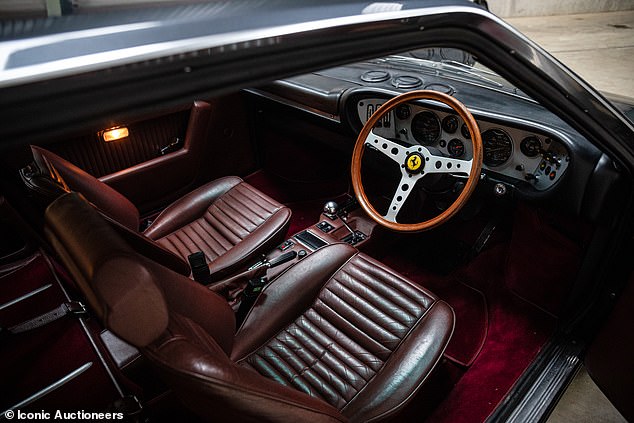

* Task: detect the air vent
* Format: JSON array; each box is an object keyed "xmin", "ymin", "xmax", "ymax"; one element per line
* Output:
[
  {"xmin": 361, "ymin": 70, "xmax": 390, "ymax": 83},
  {"xmin": 424, "ymin": 83, "xmax": 455, "ymax": 95},
  {"xmin": 392, "ymin": 75, "xmax": 423, "ymax": 89}
]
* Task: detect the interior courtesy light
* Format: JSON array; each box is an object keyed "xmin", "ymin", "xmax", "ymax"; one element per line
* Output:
[{"xmin": 101, "ymin": 127, "xmax": 129, "ymax": 142}]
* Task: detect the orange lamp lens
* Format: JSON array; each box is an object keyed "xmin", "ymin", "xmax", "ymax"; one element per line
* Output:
[{"xmin": 101, "ymin": 127, "xmax": 129, "ymax": 142}]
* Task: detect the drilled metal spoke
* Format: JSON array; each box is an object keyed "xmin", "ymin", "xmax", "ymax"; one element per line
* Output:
[
  {"xmin": 363, "ymin": 131, "xmax": 409, "ymax": 165},
  {"xmin": 383, "ymin": 172, "xmax": 424, "ymax": 222},
  {"xmin": 420, "ymin": 150, "xmax": 472, "ymax": 176}
]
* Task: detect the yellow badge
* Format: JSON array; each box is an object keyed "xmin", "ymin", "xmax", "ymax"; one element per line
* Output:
[{"xmin": 406, "ymin": 154, "xmax": 422, "ymax": 172}]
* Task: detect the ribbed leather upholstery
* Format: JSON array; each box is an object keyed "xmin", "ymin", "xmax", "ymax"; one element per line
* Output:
[
  {"xmin": 45, "ymin": 194, "xmax": 452, "ymax": 423},
  {"xmin": 144, "ymin": 177, "xmax": 291, "ymax": 280},
  {"xmin": 237, "ymin": 251, "xmax": 451, "ymax": 420},
  {"xmin": 242, "ymin": 253, "xmax": 434, "ymax": 408},
  {"xmin": 155, "ymin": 182, "xmax": 285, "ymax": 263}
]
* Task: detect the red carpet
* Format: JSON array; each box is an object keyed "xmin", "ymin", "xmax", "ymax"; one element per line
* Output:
[
  {"xmin": 380, "ymin": 236, "xmax": 557, "ymax": 422},
  {"xmin": 428, "ymin": 290, "xmax": 554, "ymax": 423}
]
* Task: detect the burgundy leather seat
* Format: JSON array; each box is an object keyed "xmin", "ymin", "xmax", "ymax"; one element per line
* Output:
[
  {"xmin": 31, "ymin": 118, "xmax": 290, "ymax": 280},
  {"xmin": 45, "ymin": 193, "xmax": 454, "ymax": 423}
]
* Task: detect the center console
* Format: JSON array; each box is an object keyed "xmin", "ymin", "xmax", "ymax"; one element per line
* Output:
[{"xmin": 263, "ymin": 196, "xmax": 379, "ymax": 280}]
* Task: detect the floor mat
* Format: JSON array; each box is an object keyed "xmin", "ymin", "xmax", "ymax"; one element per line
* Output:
[
  {"xmin": 427, "ymin": 291, "xmax": 555, "ymax": 423},
  {"xmin": 435, "ymin": 283, "xmax": 488, "ymax": 367}
]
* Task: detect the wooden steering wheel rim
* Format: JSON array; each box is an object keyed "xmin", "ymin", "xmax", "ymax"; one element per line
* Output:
[{"xmin": 351, "ymin": 90, "xmax": 483, "ymax": 232}]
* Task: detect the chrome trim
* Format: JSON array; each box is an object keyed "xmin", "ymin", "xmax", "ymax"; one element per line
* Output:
[
  {"xmin": 0, "ymin": 284, "xmax": 51, "ymax": 311},
  {"xmin": 489, "ymin": 338, "xmax": 583, "ymax": 423},
  {"xmin": 1, "ymin": 362, "xmax": 93, "ymax": 418},
  {"xmin": 293, "ymin": 230, "xmax": 328, "ymax": 250},
  {"xmin": 42, "ymin": 253, "xmax": 125, "ymax": 398},
  {"xmin": 0, "ymin": 5, "xmax": 489, "ymax": 89}
]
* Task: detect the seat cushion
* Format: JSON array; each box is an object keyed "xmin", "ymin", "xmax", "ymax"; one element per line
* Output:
[
  {"xmin": 233, "ymin": 244, "xmax": 454, "ymax": 422},
  {"xmin": 144, "ymin": 176, "xmax": 291, "ymax": 280}
]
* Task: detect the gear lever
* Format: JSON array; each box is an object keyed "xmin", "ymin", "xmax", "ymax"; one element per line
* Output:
[
  {"xmin": 323, "ymin": 200, "xmax": 360, "ymax": 244},
  {"xmin": 323, "ymin": 201, "xmax": 339, "ymax": 220}
]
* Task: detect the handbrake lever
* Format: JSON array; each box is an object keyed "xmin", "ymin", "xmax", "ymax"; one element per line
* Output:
[
  {"xmin": 235, "ymin": 250, "xmax": 298, "ymax": 326},
  {"xmin": 266, "ymin": 250, "xmax": 297, "ymax": 268}
]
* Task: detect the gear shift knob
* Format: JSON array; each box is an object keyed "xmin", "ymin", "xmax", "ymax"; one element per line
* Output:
[{"xmin": 323, "ymin": 201, "xmax": 339, "ymax": 219}]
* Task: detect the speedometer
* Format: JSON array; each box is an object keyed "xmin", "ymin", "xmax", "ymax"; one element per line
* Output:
[
  {"xmin": 411, "ymin": 111, "xmax": 441, "ymax": 145},
  {"xmin": 482, "ymin": 129, "xmax": 513, "ymax": 167}
]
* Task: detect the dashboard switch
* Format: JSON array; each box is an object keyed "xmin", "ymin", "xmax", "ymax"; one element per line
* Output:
[
  {"xmin": 316, "ymin": 221, "xmax": 335, "ymax": 233},
  {"xmin": 278, "ymin": 240, "xmax": 294, "ymax": 251}
]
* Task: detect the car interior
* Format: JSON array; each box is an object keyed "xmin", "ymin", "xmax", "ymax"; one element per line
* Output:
[{"xmin": 1, "ymin": 44, "xmax": 632, "ymax": 423}]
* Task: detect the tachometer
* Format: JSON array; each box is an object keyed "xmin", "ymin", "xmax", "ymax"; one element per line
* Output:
[
  {"xmin": 411, "ymin": 111, "xmax": 441, "ymax": 145},
  {"xmin": 482, "ymin": 129, "xmax": 513, "ymax": 167},
  {"xmin": 442, "ymin": 115, "xmax": 459, "ymax": 134}
]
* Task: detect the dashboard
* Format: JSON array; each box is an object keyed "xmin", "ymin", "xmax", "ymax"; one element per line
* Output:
[{"xmin": 356, "ymin": 98, "xmax": 570, "ymax": 191}]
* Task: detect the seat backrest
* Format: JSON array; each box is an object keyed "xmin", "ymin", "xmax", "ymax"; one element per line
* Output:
[
  {"xmin": 45, "ymin": 192, "xmax": 165, "ymax": 345},
  {"xmin": 44, "ymin": 192, "xmax": 345, "ymax": 423},
  {"xmin": 32, "ymin": 145, "xmax": 140, "ymax": 231}
]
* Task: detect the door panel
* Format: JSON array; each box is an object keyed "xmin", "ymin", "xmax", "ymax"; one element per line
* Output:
[
  {"xmin": 40, "ymin": 101, "xmax": 212, "ymax": 214},
  {"xmin": 48, "ymin": 110, "xmax": 190, "ymax": 178},
  {"xmin": 585, "ymin": 275, "xmax": 634, "ymax": 422},
  {"xmin": 99, "ymin": 101, "xmax": 211, "ymax": 213}
]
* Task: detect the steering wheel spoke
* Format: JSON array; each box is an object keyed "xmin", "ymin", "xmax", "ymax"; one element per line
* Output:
[
  {"xmin": 384, "ymin": 172, "xmax": 423, "ymax": 222},
  {"xmin": 364, "ymin": 131, "xmax": 409, "ymax": 164},
  {"xmin": 422, "ymin": 150, "xmax": 473, "ymax": 176}
]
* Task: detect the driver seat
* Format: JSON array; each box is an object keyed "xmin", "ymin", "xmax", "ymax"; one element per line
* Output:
[{"xmin": 45, "ymin": 192, "xmax": 454, "ymax": 422}]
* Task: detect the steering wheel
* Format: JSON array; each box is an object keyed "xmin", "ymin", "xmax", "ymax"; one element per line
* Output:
[{"xmin": 351, "ymin": 90, "xmax": 483, "ymax": 232}]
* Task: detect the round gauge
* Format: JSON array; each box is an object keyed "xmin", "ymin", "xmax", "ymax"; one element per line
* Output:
[
  {"xmin": 442, "ymin": 115, "xmax": 459, "ymax": 134},
  {"xmin": 395, "ymin": 105, "xmax": 411, "ymax": 120},
  {"xmin": 482, "ymin": 129, "xmax": 513, "ymax": 167},
  {"xmin": 447, "ymin": 138, "xmax": 465, "ymax": 158},
  {"xmin": 461, "ymin": 123, "xmax": 471, "ymax": 139},
  {"xmin": 520, "ymin": 136, "xmax": 542, "ymax": 157},
  {"xmin": 411, "ymin": 111, "xmax": 441, "ymax": 145}
]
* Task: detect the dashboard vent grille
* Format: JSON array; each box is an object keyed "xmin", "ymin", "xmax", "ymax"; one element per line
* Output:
[
  {"xmin": 361, "ymin": 70, "xmax": 390, "ymax": 83},
  {"xmin": 392, "ymin": 75, "xmax": 422, "ymax": 89}
]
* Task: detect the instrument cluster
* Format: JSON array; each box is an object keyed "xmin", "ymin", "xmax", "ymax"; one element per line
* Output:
[{"xmin": 356, "ymin": 98, "xmax": 570, "ymax": 191}]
